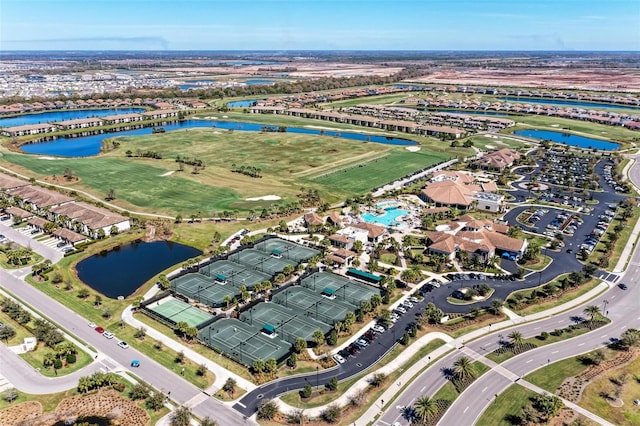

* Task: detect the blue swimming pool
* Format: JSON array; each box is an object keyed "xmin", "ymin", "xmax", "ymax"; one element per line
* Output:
[{"xmin": 361, "ymin": 207, "xmax": 409, "ymax": 227}]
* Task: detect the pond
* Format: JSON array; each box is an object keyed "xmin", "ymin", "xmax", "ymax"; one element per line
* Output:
[
  {"xmin": 514, "ymin": 129, "xmax": 620, "ymax": 151},
  {"xmin": 0, "ymin": 108, "xmax": 147, "ymax": 127},
  {"xmin": 21, "ymin": 119, "xmax": 418, "ymax": 157},
  {"xmin": 226, "ymin": 99, "xmax": 262, "ymax": 108},
  {"xmin": 76, "ymin": 240, "xmax": 201, "ymax": 299}
]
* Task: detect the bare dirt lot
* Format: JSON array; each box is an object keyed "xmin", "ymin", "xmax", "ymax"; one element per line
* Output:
[{"xmin": 409, "ymin": 68, "xmax": 640, "ymax": 92}]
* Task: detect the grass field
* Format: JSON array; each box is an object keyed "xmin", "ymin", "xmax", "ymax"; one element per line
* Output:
[
  {"xmin": 311, "ymin": 150, "xmax": 449, "ymax": 193},
  {"xmin": 581, "ymin": 353, "xmax": 640, "ymax": 426},
  {"xmin": 0, "ymin": 125, "xmax": 451, "ymax": 215},
  {"xmin": 476, "ymin": 384, "xmax": 538, "ymax": 426}
]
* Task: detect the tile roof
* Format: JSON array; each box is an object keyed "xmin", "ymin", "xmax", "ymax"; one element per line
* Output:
[
  {"xmin": 7, "ymin": 185, "xmax": 74, "ymax": 207},
  {"xmin": 51, "ymin": 201, "xmax": 129, "ymax": 230}
]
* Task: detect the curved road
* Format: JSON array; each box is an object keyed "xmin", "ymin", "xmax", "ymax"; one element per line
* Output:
[{"xmin": 378, "ymin": 154, "xmax": 640, "ymax": 426}]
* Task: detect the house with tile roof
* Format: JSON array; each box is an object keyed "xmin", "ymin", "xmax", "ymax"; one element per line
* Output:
[{"xmin": 475, "ymin": 148, "xmax": 521, "ymax": 171}]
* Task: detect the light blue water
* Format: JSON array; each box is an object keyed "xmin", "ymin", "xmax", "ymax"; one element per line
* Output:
[
  {"xmin": 0, "ymin": 108, "xmax": 146, "ymax": 127},
  {"xmin": 514, "ymin": 129, "xmax": 620, "ymax": 151},
  {"xmin": 361, "ymin": 207, "xmax": 409, "ymax": 227},
  {"xmin": 375, "ymin": 201, "xmax": 397, "ymax": 209},
  {"xmin": 244, "ymin": 79, "xmax": 276, "ymax": 86},
  {"xmin": 227, "ymin": 100, "xmax": 261, "ymax": 108},
  {"xmin": 20, "ymin": 119, "xmax": 418, "ymax": 157},
  {"xmin": 499, "ymin": 97, "xmax": 640, "ymax": 111}
]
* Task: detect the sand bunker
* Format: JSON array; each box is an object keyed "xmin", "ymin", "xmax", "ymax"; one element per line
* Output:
[
  {"xmin": 38, "ymin": 156, "xmax": 59, "ymax": 160},
  {"xmin": 405, "ymin": 146, "xmax": 421, "ymax": 152},
  {"xmin": 160, "ymin": 171, "xmax": 175, "ymax": 177},
  {"xmin": 245, "ymin": 195, "xmax": 282, "ymax": 201}
]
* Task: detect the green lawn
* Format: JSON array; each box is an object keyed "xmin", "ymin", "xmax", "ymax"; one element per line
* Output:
[
  {"xmin": 312, "ymin": 150, "xmax": 450, "ymax": 193},
  {"xmin": 465, "ymin": 135, "xmax": 527, "ymax": 151},
  {"xmin": 476, "ymin": 384, "xmax": 538, "ymax": 426},
  {"xmin": 524, "ymin": 356, "xmax": 592, "ymax": 393},
  {"xmin": 20, "ymin": 342, "xmax": 93, "ymax": 378}
]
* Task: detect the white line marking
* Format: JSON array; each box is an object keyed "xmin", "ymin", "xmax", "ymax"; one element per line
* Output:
[
  {"xmin": 236, "ymin": 402, "xmax": 246, "ymax": 408},
  {"xmin": 534, "ymin": 326, "xmax": 540, "ymax": 330},
  {"xmin": 526, "ymin": 359, "xmax": 533, "ymax": 363},
  {"xmin": 482, "ymin": 386, "xmax": 488, "ymax": 393},
  {"xmin": 601, "ymin": 334, "xmax": 607, "ymax": 338},
  {"xmin": 463, "ymin": 406, "xmax": 469, "ymax": 414},
  {"xmin": 578, "ymin": 343, "xmax": 585, "ymax": 346},
  {"xmin": 552, "ymin": 350, "xmax": 559, "ymax": 354},
  {"xmin": 420, "ymin": 386, "xmax": 426, "ymax": 392}
]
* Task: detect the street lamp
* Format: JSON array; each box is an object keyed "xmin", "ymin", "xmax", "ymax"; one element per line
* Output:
[{"xmin": 316, "ymin": 366, "xmax": 319, "ymax": 390}]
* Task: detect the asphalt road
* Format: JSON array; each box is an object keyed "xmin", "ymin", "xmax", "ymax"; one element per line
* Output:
[
  {"xmin": 0, "ymin": 266, "xmax": 252, "ymax": 425},
  {"xmin": 233, "ymin": 296, "xmax": 426, "ymax": 416},
  {"xmin": 377, "ymin": 155, "xmax": 640, "ymax": 426}
]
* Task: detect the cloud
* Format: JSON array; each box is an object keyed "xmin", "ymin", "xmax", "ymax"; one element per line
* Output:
[{"xmin": 5, "ymin": 36, "xmax": 170, "ymax": 49}]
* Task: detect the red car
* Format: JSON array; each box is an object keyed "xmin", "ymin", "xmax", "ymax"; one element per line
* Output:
[{"xmin": 95, "ymin": 326, "xmax": 105, "ymax": 334}]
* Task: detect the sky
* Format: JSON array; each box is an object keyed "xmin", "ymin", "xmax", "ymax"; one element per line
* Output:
[{"xmin": 1, "ymin": 0, "xmax": 639, "ymax": 51}]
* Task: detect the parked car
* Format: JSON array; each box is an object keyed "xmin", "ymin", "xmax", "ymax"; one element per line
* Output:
[
  {"xmin": 333, "ymin": 354, "xmax": 346, "ymax": 364},
  {"xmin": 103, "ymin": 331, "xmax": 115, "ymax": 339},
  {"xmin": 94, "ymin": 326, "xmax": 105, "ymax": 334},
  {"xmin": 118, "ymin": 341, "xmax": 129, "ymax": 349},
  {"xmin": 372, "ymin": 325, "xmax": 385, "ymax": 334},
  {"xmin": 355, "ymin": 338, "xmax": 369, "ymax": 348},
  {"xmin": 88, "ymin": 322, "xmax": 96, "ymax": 328}
]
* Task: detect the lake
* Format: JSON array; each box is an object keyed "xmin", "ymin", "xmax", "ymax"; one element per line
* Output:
[
  {"xmin": 499, "ymin": 97, "xmax": 640, "ymax": 111},
  {"xmin": 0, "ymin": 108, "xmax": 146, "ymax": 127},
  {"xmin": 514, "ymin": 129, "xmax": 620, "ymax": 151},
  {"xmin": 76, "ymin": 240, "xmax": 201, "ymax": 299},
  {"xmin": 227, "ymin": 100, "xmax": 261, "ymax": 108},
  {"xmin": 21, "ymin": 119, "xmax": 418, "ymax": 157}
]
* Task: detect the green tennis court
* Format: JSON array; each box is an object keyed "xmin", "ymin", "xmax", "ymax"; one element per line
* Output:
[
  {"xmin": 200, "ymin": 259, "xmax": 270, "ymax": 289},
  {"xmin": 171, "ymin": 273, "xmax": 238, "ymax": 307},
  {"xmin": 229, "ymin": 248, "xmax": 296, "ymax": 276},
  {"xmin": 198, "ymin": 319, "xmax": 290, "ymax": 365},
  {"xmin": 272, "ymin": 286, "xmax": 353, "ymax": 325},
  {"xmin": 150, "ymin": 296, "xmax": 213, "ymax": 327},
  {"xmin": 301, "ymin": 271, "xmax": 380, "ymax": 305},
  {"xmin": 239, "ymin": 301, "xmax": 331, "ymax": 344},
  {"xmin": 254, "ymin": 238, "xmax": 321, "ymax": 263}
]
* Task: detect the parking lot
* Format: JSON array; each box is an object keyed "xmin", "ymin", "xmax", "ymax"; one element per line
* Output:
[{"xmin": 0, "ymin": 217, "xmax": 71, "ymax": 256}]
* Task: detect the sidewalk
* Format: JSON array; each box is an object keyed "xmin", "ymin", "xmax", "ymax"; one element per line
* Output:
[{"xmin": 122, "ymin": 284, "xmax": 256, "ymax": 395}]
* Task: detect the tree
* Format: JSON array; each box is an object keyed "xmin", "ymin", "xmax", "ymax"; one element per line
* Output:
[
  {"xmin": 301, "ymin": 383, "xmax": 313, "ymax": 398},
  {"xmin": 201, "ymin": 418, "xmax": 218, "ymax": 426},
  {"xmin": 146, "ymin": 391, "xmax": 166, "ymax": 411},
  {"xmin": 257, "ymin": 399, "xmax": 279, "ymax": 420},
  {"xmin": 1, "ymin": 388, "xmax": 18, "ymax": 404},
  {"xmin": 265, "ymin": 358, "xmax": 278, "ymax": 374},
  {"xmin": 170, "ymin": 406, "xmax": 192, "ymax": 426},
  {"xmin": 293, "ymin": 337, "xmax": 306, "ymax": 354},
  {"xmin": 287, "ymin": 353, "xmax": 298, "ymax": 368},
  {"xmin": 105, "ymin": 188, "xmax": 116, "ymax": 201},
  {"xmin": 252, "ymin": 359, "xmax": 265, "ymax": 374},
  {"xmin": 413, "ymin": 395, "xmax": 438, "ymax": 424},
  {"xmin": 583, "ymin": 305, "xmax": 601, "ymax": 324},
  {"xmin": 325, "ymin": 376, "xmax": 338, "ymax": 391},
  {"xmin": 130, "ymin": 383, "xmax": 151, "ymax": 400},
  {"xmin": 222, "ymin": 377, "xmax": 236, "ymax": 396},
  {"xmin": 312, "ymin": 329, "xmax": 325, "ymax": 347},
  {"xmin": 0, "ymin": 324, "xmax": 16, "ymax": 342},
  {"xmin": 94, "ymin": 295, "xmax": 102, "ymax": 307},
  {"xmin": 452, "ymin": 356, "xmax": 476, "ymax": 382},
  {"xmin": 321, "ymin": 403, "xmax": 341, "ymax": 423},
  {"xmin": 508, "ymin": 330, "xmax": 524, "ymax": 347},
  {"xmin": 78, "ymin": 288, "xmax": 90, "ymax": 299},
  {"xmin": 370, "ymin": 373, "xmax": 386, "ymax": 387},
  {"xmin": 196, "ymin": 363, "xmax": 207, "ymax": 377}
]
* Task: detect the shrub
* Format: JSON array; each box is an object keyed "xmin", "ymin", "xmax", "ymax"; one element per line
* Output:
[
  {"xmin": 66, "ymin": 353, "xmax": 76, "ymax": 364},
  {"xmin": 112, "ymin": 382, "xmax": 126, "ymax": 392},
  {"xmin": 321, "ymin": 403, "xmax": 341, "ymax": 423},
  {"xmin": 134, "ymin": 327, "xmax": 147, "ymax": 339},
  {"xmin": 257, "ymin": 400, "xmax": 279, "ymax": 420},
  {"xmin": 54, "ymin": 359, "xmax": 63, "ymax": 370},
  {"xmin": 287, "ymin": 353, "xmax": 297, "ymax": 368},
  {"xmin": 175, "ymin": 351, "xmax": 185, "ymax": 364},
  {"xmin": 300, "ymin": 384, "xmax": 313, "ymax": 398},
  {"xmin": 130, "ymin": 383, "xmax": 151, "ymax": 400},
  {"xmin": 325, "ymin": 376, "xmax": 338, "ymax": 391},
  {"xmin": 196, "ymin": 363, "xmax": 207, "ymax": 377},
  {"xmin": 538, "ymin": 331, "xmax": 549, "ymax": 341}
]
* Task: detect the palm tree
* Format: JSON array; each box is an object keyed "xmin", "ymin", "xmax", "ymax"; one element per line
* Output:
[
  {"xmin": 583, "ymin": 305, "xmax": 601, "ymax": 324},
  {"xmin": 413, "ymin": 395, "xmax": 438, "ymax": 424},
  {"xmin": 508, "ymin": 330, "xmax": 523, "ymax": 347},
  {"xmin": 452, "ymin": 356, "xmax": 476, "ymax": 382}
]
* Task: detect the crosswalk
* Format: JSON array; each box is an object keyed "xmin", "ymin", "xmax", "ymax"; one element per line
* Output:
[{"xmin": 596, "ymin": 271, "xmax": 620, "ymax": 283}]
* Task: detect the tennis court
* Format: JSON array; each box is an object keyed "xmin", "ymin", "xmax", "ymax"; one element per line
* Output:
[
  {"xmin": 301, "ymin": 271, "xmax": 380, "ymax": 305},
  {"xmin": 171, "ymin": 273, "xmax": 238, "ymax": 307},
  {"xmin": 149, "ymin": 296, "xmax": 213, "ymax": 327},
  {"xmin": 200, "ymin": 259, "xmax": 270, "ymax": 289},
  {"xmin": 254, "ymin": 238, "xmax": 321, "ymax": 263},
  {"xmin": 198, "ymin": 318, "xmax": 291, "ymax": 365},
  {"xmin": 272, "ymin": 286, "xmax": 353, "ymax": 325},
  {"xmin": 229, "ymin": 248, "xmax": 296, "ymax": 276},
  {"xmin": 239, "ymin": 302, "xmax": 331, "ymax": 344}
]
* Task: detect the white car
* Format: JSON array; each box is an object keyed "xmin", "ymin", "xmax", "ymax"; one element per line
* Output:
[
  {"xmin": 372, "ymin": 325, "xmax": 385, "ymax": 333},
  {"xmin": 117, "ymin": 341, "xmax": 129, "ymax": 349},
  {"xmin": 88, "ymin": 322, "xmax": 96, "ymax": 328},
  {"xmin": 402, "ymin": 301, "xmax": 414, "ymax": 308},
  {"xmin": 395, "ymin": 306, "xmax": 406, "ymax": 314},
  {"xmin": 333, "ymin": 354, "xmax": 346, "ymax": 364},
  {"xmin": 103, "ymin": 331, "xmax": 115, "ymax": 339},
  {"xmin": 409, "ymin": 296, "xmax": 419, "ymax": 303}
]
